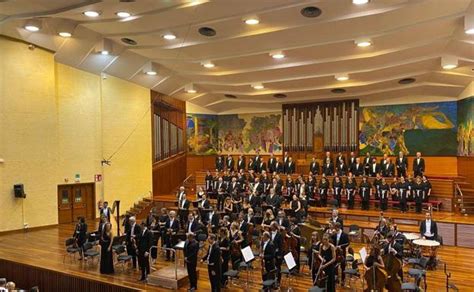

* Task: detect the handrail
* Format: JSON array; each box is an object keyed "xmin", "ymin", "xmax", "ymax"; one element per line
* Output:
[
  {"xmin": 149, "ymin": 246, "xmax": 178, "ymax": 279},
  {"xmin": 454, "ymin": 182, "xmax": 464, "ymax": 213}
]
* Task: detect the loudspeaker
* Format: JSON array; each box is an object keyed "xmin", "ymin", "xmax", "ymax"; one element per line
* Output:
[{"xmin": 14, "ymin": 184, "xmax": 26, "ymax": 198}]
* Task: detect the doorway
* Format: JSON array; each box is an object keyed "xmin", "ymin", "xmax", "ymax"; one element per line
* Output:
[{"xmin": 58, "ymin": 183, "xmax": 95, "ymax": 224}]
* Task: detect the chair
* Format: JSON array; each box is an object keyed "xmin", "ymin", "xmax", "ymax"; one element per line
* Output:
[
  {"xmin": 401, "ymin": 282, "xmax": 419, "ymax": 291},
  {"xmin": 223, "ymin": 269, "xmax": 240, "ymax": 286},
  {"xmin": 112, "ymin": 235, "xmax": 126, "ymax": 252},
  {"xmin": 308, "ymin": 286, "xmax": 326, "ymax": 292},
  {"xmin": 262, "ymin": 269, "xmax": 277, "ymax": 291},
  {"xmin": 63, "ymin": 237, "xmax": 80, "ymax": 263},
  {"xmin": 83, "ymin": 242, "xmax": 100, "ymax": 265},
  {"xmin": 114, "ymin": 245, "xmax": 132, "ymax": 271},
  {"xmin": 348, "ymin": 225, "xmax": 360, "ymax": 242}
]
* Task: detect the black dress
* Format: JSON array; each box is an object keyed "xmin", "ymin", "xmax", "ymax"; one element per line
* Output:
[
  {"xmin": 220, "ymin": 237, "xmax": 230, "ymax": 285},
  {"xmin": 100, "ymin": 232, "xmax": 114, "ymax": 274},
  {"xmin": 321, "ymin": 245, "xmax": 335, "ymax": 292}
]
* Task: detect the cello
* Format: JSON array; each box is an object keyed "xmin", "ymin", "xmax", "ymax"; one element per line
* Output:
[
  {"xmin": 311, "ymin": 250, "xmax": 326, "ymax": 288},
  {"xmin": 382, "ymin": 250, "xmax": 403, "ymax": 292},
  {"xmin": 364, "ymin": 244, "xmax": 388, "ymax": 292}
]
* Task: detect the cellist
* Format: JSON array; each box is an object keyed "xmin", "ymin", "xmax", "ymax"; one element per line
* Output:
[{"xmin": 364, "ymin": 244, "xmax": 387, "ymax": 292}]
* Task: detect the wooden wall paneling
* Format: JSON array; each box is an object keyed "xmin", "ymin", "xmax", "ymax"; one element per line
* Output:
[
  {"xmin": 458, "ymin": 157, "xmax": 474, "ymax": 184},
  {"xmin": 153, "ymin": 153, "xmax": 187, "ymax": 196},
  {"xmin": 456, "ymin": 224, "xmax": 474, "ymax": 248},
  {"xmin": 437, "ymin": 222, "xmax": 455, "ymax": 246}
]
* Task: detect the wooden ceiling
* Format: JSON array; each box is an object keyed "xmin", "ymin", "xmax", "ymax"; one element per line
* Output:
[{"xmin": 1, "ymin": 0, "xmax": 473, "ymax": 113}]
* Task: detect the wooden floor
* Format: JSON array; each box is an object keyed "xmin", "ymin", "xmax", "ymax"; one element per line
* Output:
[{"xmin": 0, "ymin": 221, "xmax": 473, "ymax": 291}]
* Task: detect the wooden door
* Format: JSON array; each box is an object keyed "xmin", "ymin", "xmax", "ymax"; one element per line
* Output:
[
  {"xmin": 58, "ymin": 183, "xmax": 95, "ymax": 224},
  {"xmin": 58, "ymin": 185, "xmax": 73, "ymax": 224}
]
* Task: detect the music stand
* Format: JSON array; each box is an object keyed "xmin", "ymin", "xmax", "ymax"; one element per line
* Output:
[
  {"xmin": 284, "ymin": 252, "xmax": 297, "ymax": 291},
  {"xmin": 241, "ymin": 246, "xmax": 256, "ymax": 288}
]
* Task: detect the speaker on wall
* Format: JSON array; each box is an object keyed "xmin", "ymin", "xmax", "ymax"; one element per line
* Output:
[{"xmin": 14, "ymin": 184, "xmax": 26, "ymax": 198}]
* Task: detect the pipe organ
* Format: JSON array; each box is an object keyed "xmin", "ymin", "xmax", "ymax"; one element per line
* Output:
[{"xmin": 282, "ymin": 100, "xmax": 359, "ymax": 153}]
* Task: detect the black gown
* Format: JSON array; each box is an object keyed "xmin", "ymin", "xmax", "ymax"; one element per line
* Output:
[
  {"xmin": 321, "ymin": 246, "xmax": 335, "ymax": 292},
  {"xmin": 100, "ymin": 232, "xmax": 114, "ymax": 274}
]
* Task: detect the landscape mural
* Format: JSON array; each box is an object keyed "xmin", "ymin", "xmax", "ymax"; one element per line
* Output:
[
  {"xmin": 186, "ymin": 114, "xmax": 218, "ymax": 155},
  {"xmin": 457, "ymin": 96, "xmax": 474, "ymax": 156},
  {"xmin": 359, "ymin": 102, "xmax": 457, "ymax": 156}
]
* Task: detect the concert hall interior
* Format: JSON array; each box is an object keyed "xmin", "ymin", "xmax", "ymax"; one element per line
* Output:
[{"xmin": 1, "ymin": 1, "xmax": 474, "ymax": 291}]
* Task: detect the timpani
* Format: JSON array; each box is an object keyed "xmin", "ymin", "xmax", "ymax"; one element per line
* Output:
[{"xmin": 413, "ymin": 239, "xmax": 440, "ymax": 269}]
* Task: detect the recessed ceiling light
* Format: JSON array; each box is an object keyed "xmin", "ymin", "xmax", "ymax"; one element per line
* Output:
[
  {"xmin": 244, "ymin": 18, "xmax": 259, "ymax": 25},
  {"xmin": 464, "ymin": 15, "xmax": 474, "ymax": 34},
  {"xmin": 201, "ymin": 61, "xmax": 215, "ymax": 68},
  {"xmin": 353, "ymin": 0, "xmax": 369, "ymax": 4},
  {"xmin": 116, "ymin": 11, "xmax": 131, "ymax": 18},
  {"xmin": 198, "ymin": 27, "xmax": 217, "ymax": 37},
  {"xmin": 143, "ymin": 62, "xmax": 158, "ymax": 76},
  {"xmin": 58, "ymin": 32, "xmax": 72, "ymax": 38},
  {"xmin": 121, "ymin": 37, "xmax": 137, "ymax": 45},
  {"xmin": 25, "ymin": 25, "xmax": 40, "ymax": 32},
  {"xmin": 355, "ymin": 38, "xmax": 372, "ymax": 47},
  {"xmin": 185, "ymin": 84, "xmax": 197, "ymax": 93},
  {"xmin": 270, "ymin": 51, "xmax": 285, "ymax": 59},
  {"xmin": 466, "ymin": 28, "xmax": 474, "ymax": 34},
  {"xmin": 300, "ymin": 6, "xmax": 322, "ymax": 18},
  {"xmin": 335, "ymin": 73, "xmax": 349, "ymax": 81},
  {"xmin": 83, "ymin": 11, "xmax": 100, "ymax": 17},
  {"xmin": 251, "ymin": 83, "xmax": 264, "ymax": 90},
  {"xmin": 24, "ymin": 19, "xmax": 41, "ymax": 32},
  {"xmin": 441, "ymin": 56, "xmax": 458, "ymax": 70},
  {"xmin": 145, "ymin": 71, "xmax": 157, "ymax": 76},
  {"xmin": 162, "ymin": 34, "xmax": 176, "ymax": 40},
  {"xmin": 100, "ymin": 50, "xmax": 109, "ymax": 55},
  {"xmin": 95, "ymin": 39, "xmax": 113, "ymax": 55},
  {"xmin": 398, "ymin": 78, "xmax": 416, "ymax": 85},
  {"xmin": 273, "ymin": 93, "xmax": 287, "ymax": 98},
  {"xmin": 331, "ymin": 88, "xmax": 346, "ymax": 94}
]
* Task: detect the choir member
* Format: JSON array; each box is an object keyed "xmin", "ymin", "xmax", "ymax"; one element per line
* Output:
[
  {"xmin": 345, "ymin": 176, "xmax": 357, "ymax": 210},
  {"xmin": 138, "ymin": 221, "xmax": 153, "ymax": 281},
  {"xmin": 413, "ymin": 176, "xmax": 424, "ymax": 213},
  {"xmin": 382, "ymin": 158, "xmax": 395, "ymax": 177},
  {"xmin": 420, "ymin": 212, "xmax": 438, "ymax": 240},
  {"xmin": 126, "ymin": 216, "xmax": 140, "ymax": 268},
  {"xmin": 413, "ymin": 152, "xmax": 425, "ymax": 177},
  {"xmin": 396, "ymin": 151, "xmax": 408, "ymax": 177},
  {"xmin": 363, "ymin": 152, "xmax": 372, "ymax": 176},
  {"xmin": 397, "ymin": 176, "xmax": 409, "ymax": 213},
  {"xmin": 283, "ymin": 151, "xmax": 290, "ymax": 173},
  {"xmin": 215, "ymin": 155, "xmax": 224, "ymax": 172},
  {"xmin": 351, "ymin": 157, "xmax": 364, "ymax": 176},
  {"xmin": 248, "ymin": 158, "xmax": 256, "ymax": 172},
  {"xmin": 359, "ymin": 176, "xmax": 371, "ymax": 211},
  {"xmin": 274, "ymin": 157, "xmax": 283, "ymax": 174},
  {"xmin": 318, "ymin": 177, "xmax": 330, "ymax": 207},
  {"xmin": 379, "ymin": 178, "xmax": 390, "ymax": 211},
  {"xmin": 422, "ymin": 175, "xmax": 432, "ymax": 203},
  {"xmin": 237, "ymin": 155, "xmax": 246, "ymax": 171},
  {"xmin": 380, "ymin": 154, "xmax": 389, "ymax": 170},
  {"xmin": 178, "ymin": 193, "xmax": 191, "ymax": 227},
  {"xmin": 336, "ymin": 160, "xmax": 347, "ymax": 176},
  {"xmin": 368, "ymin": 157, "xmax": 379, "ymax": 177},
  {"xmin": 202, "ymin": 234, "xmax": 222, "ymax": 292},
  {"xmin": 307, "ymin": 174, "xmax": 317, "ymax": 199},
  {"xmin": 257, "ymin": 159, "xmax": 267, "ymax": 173},
  {"xmin": 184, "ymin": 232, "xmax": 199, "ymax": 291},
  {"xmin": 177, "ymin": 186, "xmax": 186, "ymax": 205},
  {"xmin": 286, "ymin": 157, "xmax": 296, "ymax": 174},
  {"xmin": 373, "ymin": 173, "xmax": 383, "ymax": 201},
  {"xmin": 310, "ymin": 157, "xmax": 320, "ymax": 175},
  {"xmin": 332, "ymin": 176, "xmax": 343, "ymax": 207},
  {"xmin": 390, "ymin": 177, "xmax": 399, "ymax": 202},
  {"xmin": 348, "ymin": 152, "xmax": 357, "ymax": 170},
  {"xmin": 322, "ymin": 157, "xmax": 334, "ymax": 176},
  {"xmin": 267, "ymin": 153, "xmax": 276, "ymax": 173},
  {"xmin": 336, "ymin": 152, "xmax": 345, "ymax": 167}
]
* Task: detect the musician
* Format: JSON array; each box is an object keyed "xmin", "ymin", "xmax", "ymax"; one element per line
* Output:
[
  {"xmin": 273, "ymin": 157, "xmax": 283, "ymax": 174},
  {"xmin": 420, "ymin": 212, "xmax": 438, "ymax": 240},
  {"xmin": 374, "ymin": 219, "xmax": 389, "ymax": 238},
  {"xmin": 184, "ymin": 232, "xmax": 199, "ymax": 291},
  {"xmin": 248, "ymin": 158, "xmax": 256, "ymax": 172},
  {"xmin": 229, "ymin": 222, "xmax": 244, "ymax": 270},
  {"xmin": 379, "ymin": 178, "xmax": 390, "ymax": 211},
  {"xmin": 158, "ymin": 208, "xmax": 169, "ymax": 247},
  {"xmin": 164, "ymin": 211, "xmax": 179, "ymax": 261},
  {"xmin": 336, "ymin": 160, "xmax": 347, "ymax": 176},
  {"xmin": 99, "ymin": 201, "xmax": 112, "ymax": 222},
  {"xmin": 310, "ymin": 157, "xmax": 320, "ymax": 175},
  {"xmin": 308, "ymin": 231, "xmax": 321, "ymax": 273},
  {"xmin": 265, "ymin": 188, "xmax": 281, "ymax": 213},
  {"xmin": 177, "ymin": 186, "xmax": 186, "ymax": 204},
  {"xmin": 218, "ymin": 227, "xmax": 231, "ymax": 287},
  {"xmin": 252, "ymin": 177, "xmax": 264, "ymax": 196},
  {"xmin": 270, "ymin": 222, "xmax": 284, "ymax": 285},
  {"xmin": 223, "ymin": 197, "xmax": 234, "ymax": 218},
  {"xmin": 383, "ymin": 232, "xmax": 403, "ymax": 260},
  {"xmin": 345, "ymin": 176, "xmax": 357, "ymax": 210},
  {"xmin": 178, "ymin": 193, "xmax": 191, "ymax": 227},
  {"xmin": 413, "ymin": 176, "xmax": 424, "ymax": 213},
  {"xmin": 238, "ymin": 213, "xmax": 249, "ymax": 247},
  {"xmin": 262, "ymin": 209, "xmax": 275, "ymax": 229},
  {"xmin": 329, "ymin": 176, "xmax": 342, "ymax": 207},
  {"xmin": 330, "ymin": 209, "xmax": 344, "ymax": 229},
  {"xmin": 97, "ymin": 215, "xmax": 108, "ymax": 240},
  {"xmin": 261, "ymin": 231, "xmax": 276, "ymax": 281},
  {"xmin": 331, "ymin": 222, "xmax": 349, "ymax": 285},
  {"xmin": 286, "ymin": 157, "xmax": 296, "ymax": 174},
  {"xmin": 422, "ymin": 175, "xmax": 432, "ymax": 203},
  {"xmin": 322, "ymin": 157, "xmax": 334, "ymax": 176},
  {"xmin": 205, "ymin": 171, "xmax": 214, "ymax": 193},
  {"xmin": 202, "ymin": 234, "xmax": 222, "ymax": 292},
  {"xmin": 248, "ymin": 191, "xmax": 261, "ymax": 210},
  {"xmin": 364, "ymin": 244, "xmax": 385, "ymax": 270},
  {"xmin": 290, "ymin": 194, "xmax": 303, "ymax": 223},
  {"xmin": 126, "ymin": 216, "xmax": 141, "ymax": 268},
  {"xmin": 283, "ymin": 151, "xmax": 290, "ymax": 172},
  {"xmin": 73, "ymin": 216, "xmax": 88, "ymax": 260},
  {"xmin": 369, "ymin": 157, "xmax": 380, "ymax": 177},
  {"xmin": 216, "ymin": 185, "xmax": 226, "ymax": 212},
  {"xmin": 244, "ymin": 208, "xmax": 257, "ymax": 225},
  {"xmin": 286, "ymin": 176, "xmax": 295, "ymax": 201},
  {"xmin": 137, "ymin": 221, "xmax": 153, "ymax": 282},
  {"xmin": 318, "ymin": 176, "xmax": 330, "ymax": 207},
  {"xmin": 359, "ymin": 176, "xmax": 372, "ymax": 211},
  {"xmin": 413, "ymin": 152, "xmax": 425, "ymax": 177},
  {"xmin": 363, "ymin": 152, "xmax": 372, "ymax": 176},
  {"xmin": 215, "ymin": 155, "xmax": 224, "ymax": 172},
  {"xmin": 351, "ymin": 157, "xmax": 364, "ymax": 177},
  {"xmin": 319, "ymin": 234, "xmax": 337, "ymax": 292},
  {"xmin": 276, "ymin": 210, "xmax": 290, "ymax": 229},
  {"xmin": 186, "ymin": 213, "xmax": 199, "ymax": 235},
  {"xmin": 289, "ymin": 218, "xmax": 302, "ymax": 272},
  {"xmin": 382, "ymin": 158, "xmax": 395, "ymax": 177},
  {"xmin": 396, "ymin": 151, "xmax": 408, "ymax": 177},
  {"xmin": 226, "ymin": 154, "xmax": 234, "ymax": 171},
  {"xmin": 227, "ymin": 176, "xmax": 240, "ymax": 196},
  {"xmin": 272, "ymin": 177, "xmax": 283, "ymax": 196}
]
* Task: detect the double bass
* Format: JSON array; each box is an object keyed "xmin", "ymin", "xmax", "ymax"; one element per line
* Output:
[
  {"xmin": 311, "ymin": 250, "xmax": 326, "ymax": 288},
  {"xmin": 383, "ymin": 252, "xmax": 402, "ymax": 292},
  {"xmin": 281, "ymin": 226, "xmax": 298, "ymax": 261}
]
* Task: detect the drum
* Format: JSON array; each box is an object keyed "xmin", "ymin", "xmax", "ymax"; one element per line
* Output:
[
  {"xmin": 404, "ymin": 233, "xmax": 420, "ymax": 241},
  {"xmin": 413, "ymin": 239, "xmax": 440, "ymax": 269}
]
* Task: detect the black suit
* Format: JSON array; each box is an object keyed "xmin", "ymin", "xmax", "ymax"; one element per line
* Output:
[
  {"xmin": 138, "ymin": 228, "xmax": 153, "ymax": 280},
  {"xmin": 226, "ymin": 157, "xmax": 234, "ymax": 171},
  {"xmin": 178, "ymin": 199, "xmax": 191, "ymax": 227},
  {"xmin": 186, "ymin": 219, "xmax": 199, "ymax": 234},
  {"xmin": 396, "ymin": 157, "xmax": 408, "ymax": 177},
  {"xmin": 184, "ymin": 239, "xmax": 199, "ymax": 289},
  {"xmin": 99, "ymin": 207, "xmax": 112, "ymax": 222},
  {"xmin": 369, "ymin": 163, "xmax": 380, "ymax": 177},
  {"xmin": 413, "ymin": 158, "xmax": 425, "ymax": 177},
  {"xmin": 276, "ymin": 218, "xmax": 290, "ymax": 229},
  {"xmin": 268, "ymin": 158, "xmax": 277, "ymax": 173},
  {"xmin": 309, "ymin": 161, "xmax": 320, "ymax": 175},
  {"xmin": 286, "ymin": 161, "xmax": 295, "ymax": 174},
  {"xmin": 271, "ymin": 231, "xmax": 283, "ymax": 283},
  {"xmin": 164, "ymin": 218, "xmax": 180, "ymax": 260},
  {"xmin": 215, "ymin": 157, "xmax": 224, "ymax": 172},
  {"xmin": 205, "ymin": 212, "xmax": 220, "ymax": 233},
  {"xmin": 419, "ymin": 220, "xmax": 438, "ymax": 240},
  {"xmin": 351, "ymin": 163, "xmax": 364, "ymax": 176},
  {"xmin": 274, "ymin": 162, "xmax": 283, "ymax": 174},
  {"xmin": 262, "ymin": 240, "xmax": 276, "ymax": 280},
  {"xmin": 126, "ymin": 223, "xmax": 141, "ymax": 268},
  {"xmin": 257, "ymin": 162, "xmax": 267, "ymax": 173},
  {"xmin": 322, "ymin": 162, "xmax": 334, "ymax": 176},
  {"xmin": 237, "ymin": 158, "xmax": 246, "ymax": 171},
  {"xmin": 331, "ymin": 231, "xmax": 350, "ymax": 282},
  {"xmin": 382, "ymin": 163, "xmax": 395, "ymax": 177},
  {"xmin": 203, "ymin": 243, "xmax": 222, "ymax": 292},
  {"xmin": 329, "ymin": 216, "xmax": 344, "ymax": 229}
]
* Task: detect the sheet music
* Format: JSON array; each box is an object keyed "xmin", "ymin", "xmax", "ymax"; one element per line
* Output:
[
  {"xmin": 359, "ymin": 247, "xmax": 367, "ymax": 264},
  {"xmin": 174, "ymin": 240, "xmax": 185, "ymax": 250},
  {"xmin": 284, "ymin": 252, "xmax": 297, "ymax": 270},
  {"xmin": 241, "ymin": 246, "xmax": 255, "ymax": 263}
]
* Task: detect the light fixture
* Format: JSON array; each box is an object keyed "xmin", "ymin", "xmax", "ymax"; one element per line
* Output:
[
  {"xmin": 57, "ymin": 20, "xmax": 77, "ymax": 38},
  {"xmin": 244, "ymin": 17, "xmax": 259, "ymax": 25},
  {"xmin": 116, "ymin": 11, "xmax": 131, "ymax": 18},
  {"xmin": 163, "ymin": 33, "xmax": 176, "ymax": 40},
  {"xmin": 251, "ymin": 83, "xmax": 264, "ymax": 90},
  {"xmin": 335, "ymin": 73, "xmax": 349, "ymax": 81},
  {"xmin": 465, "ymin": 15, "xmax": 474, "ymax": 34},
  {"xmin": 353, "ymin": 0, "xmax": 369, "ymax": 4},
  {"xmin": 441, "ymin": 56, "xmax": 458, "ymax": 70},
  {"xmin": 143, "ymin": 62, "xmax": 158, "ymax": 75},
  {"xmin": 270, "ymin": 51, "xmax": 285, "ymax": 59},
  {"xmin": 59, "ymin": 32, "xmax": 72, "ymax": 38},
  {"xmin": 24, "ymin": 19, "xmax": 41, "ymax": 32},
  {"xmin": 83, "ymin": 11, "xmax": 100, "ymax": 17},
  {"xmin": 355, "ymin": 38, "xmax": 372, "ymax": 47},
  {"xmin": 185, "ymin": 84, "xmax": 197, "ymax": 93},
  {"xmin": 95, "ymin": 39, "xmax": 113, "ymax": 55},
  {"xmin": 201, "ymin": 61, "xmax": 215, "ymax": 68}
]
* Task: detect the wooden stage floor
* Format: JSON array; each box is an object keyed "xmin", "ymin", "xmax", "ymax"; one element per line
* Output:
[{"xmin": 0, "ymin": 220, "xmax": 473, "ymax": 291}]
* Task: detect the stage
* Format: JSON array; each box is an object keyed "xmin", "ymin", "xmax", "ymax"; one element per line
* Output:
[{"xmin": 1, "ymin": 213, "xmax": 474, "ymax": 292}]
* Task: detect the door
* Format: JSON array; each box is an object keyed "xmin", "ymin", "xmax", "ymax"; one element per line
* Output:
[{"xmin": 58, "ymin": 183, "xmax": 95, "ymax": 224}]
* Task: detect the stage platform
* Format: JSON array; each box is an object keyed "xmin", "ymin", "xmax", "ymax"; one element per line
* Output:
[{"xmin": 1, "ymin": 221, "xmax": 474, "ymax": 291}]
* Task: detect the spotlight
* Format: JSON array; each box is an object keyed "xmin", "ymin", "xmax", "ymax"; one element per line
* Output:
[
  {"xmin": 143, "ymin": 62, "xmax": 158, "ymax": 75},
  {"xmin": 58, "ymin": 32, "xmax": 72, "ymax": 38},
  {"xmin": 465, "ymin": 15, "xmax": 474, "ymax": 34},
  {"xmin": 353, "ymin": 0, "xmax": 369, "ymax": 4},
  {"xmin": 244, "ymin": 18, "xmax": 259, "ymax": 25},
  {"xmin": 95, "ymin": 39, "xmax": 113, "ymax": 55}
]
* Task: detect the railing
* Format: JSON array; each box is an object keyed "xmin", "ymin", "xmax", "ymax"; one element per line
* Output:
[{"xmin": 455, "ymin": 182, "xmax": 465, "ymax": 213}]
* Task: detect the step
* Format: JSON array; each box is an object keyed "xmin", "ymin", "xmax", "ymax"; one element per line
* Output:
[{"xmin": 143, "ymin": 197, "xmax": 153, "ymax": 203}]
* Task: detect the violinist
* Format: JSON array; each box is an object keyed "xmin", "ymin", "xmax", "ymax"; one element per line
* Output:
[
  {"xmin": 319, "ymin": 234, "xmax": 337, "ymax": 292},
  {"xmin": 126, "ymin": 216, "xmax": 141, "ymax": 268},
  {"xmin": 238, "ymin": 213, "xmax": 249, "ymax": 247},
  {"xmin": 218, "ymin": 227, "xmax": 231, "ymax": 287},
  {"xmin": 244, "ymin": 208, "xmax": 257, "ymax": 225},
  {"xmin": 223, "ymin": 197, "xmax": 233, "ymax": 217},
  {"xmin": 289, "ymin": 217, "xmax": 302, "ymax": 272},
  {"xmin": 276, "ymin": 210, "xmax": 290, "ymax": 229},
  {"xmin": 265, "ymin": 188, "xmax": 281, "ymax": 213},
  {"xmin": 270, "ymin": 221, "xmax": 284, "ymax": 286},
  {"xmin": 229, "ymin": 222, "xmax": 244, "ymax": 270},
  {"xmin": 261, "ymin": 209, "xmax": 275, "ymax": 230},
  {"xmin": 331, "ymin": 222, "xmax": 350, "ymax": 285},
  {"xmin": 286, "ymin": 177, "xmax": 296, "ymax": 202},
  {"xmin": 308, "ymin": 231, "xmax": 322, "ymax": 273},
  {"xmin": 261, "ymin": 231, "xmax": 276, "ymax": 281},
  {"xmin": 330, "ymin": 209, "xmax": 344, "ymax": 229},
  {"xmin": 164, "ymin": 211, "xmax": 179, "ymax": 262}
]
